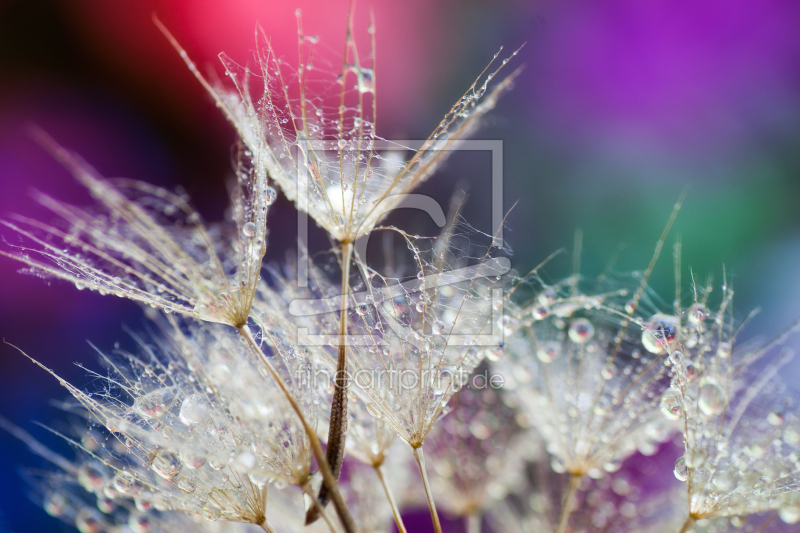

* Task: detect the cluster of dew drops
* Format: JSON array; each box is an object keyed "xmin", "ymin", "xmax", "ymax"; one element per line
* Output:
[{"xmin": 524, "ymin": 287, "xmax": 742, "ymax": 483}]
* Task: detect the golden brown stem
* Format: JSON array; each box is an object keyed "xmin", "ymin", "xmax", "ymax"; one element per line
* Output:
[
  {"xmin": 375, "ymin": 463, "xmax": 408, "ymax": 533},
  {"xmin": 678, "ymin": 516, "xmax": 696, "ymax": 533},
  {"xmin": 259, "ymin": 521, "xmax": 277, "ymax": 533},
  {"xmin": 555, "ymin": 473, "xmax": 581, "ymax": 533},
  {"xmin": 308, "ymin": 241, "xmax": 354, "ymax": 523},
  {"xmin": 238, "ymin": 326, "xmax": 359, "ymax": 533},
  {"xmin": 412, "ymin": 446, "xmax": 442, "ymax": 533}
]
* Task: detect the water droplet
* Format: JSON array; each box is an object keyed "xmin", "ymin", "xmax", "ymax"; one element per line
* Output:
[
  {"xmin": 266, "ymin": 187, "xmax": 278, "ymax": 206},
  {"xmin": 603, "ymin": 459, "xmax": 622, "ymax": 473},
  {"xmin": 242, "ymin": 222, "xmax": 256, "ymax": 237},
  {"xmin": 152, "ymin": 449, "xmax": 181, "ymax": 479},
  {"xmin": 685, "ymin": 362, "xmax": 697, "ymax": 381},
  {"xmin": 135, "ymin": 497, "xmax": 152, "ymax": 511},
  {"xmin": 179, "ymin": 394, "xmax": 209, "ymax": 426},
  {"xmin": 209, "ymin": 451, "xmax": 229, "ymax": 470},
  {"xmin": 717, "ymin": 341, "xmax": 732, "ymax": 359},
  {"xmin": 660, "ymin": 389, "xmax": 683, "ymax": 420},
  {"xmin": 433, "ymin": 320, "xmax": 445, "ymax": 335},
  {"xmin": 114, "ymin": 470, "xmax": 138, "ymax": 493},
  {"xmin": 132, "ymin": 388, "xmax": 175, "ymax": 419},
  {"xmin": 538, "ymin": 288, "xmax": 556, "ymax": 305},
  {"xmin": 497, "ymin": 315, "xmax": 515, "ymax": 335},
  {"xmin": 601, "ymin": 365, "xmax": 617, "ymax": 379},
  {"xmin": 97, "ymin": 496, "xmax": 115, "ymax": 514},
  {"xmin": 249, "ymin": 467, "xmax": 273, "ymax": 487},
  {"xmin": 531, "ymin": 305, "xmax": 549, "ymax": 320},
  {"xmin": 641, "ymin": 314, "xmax": 680, "ymax": 354},
  {"xmin": 688, "ymin": 303, "xmax": 707, "ymax": 325},
  {"xmin": 568, "ymin": 318, "xmax": 594, "ymax": 344},
  {"xmin": 179, "ymin": 441, "xmax": 206, "ymax": 469},
  {"xmin": 536, "ymin": 341, "xmax": 560, "ymax": 363},
  {"xmin": 365, "ymin": 401, "xmax": 384, "ymax": 419},
  {"xmin": 484, "ymin": 346, "xmax": 503, "ymax": 361},
  {"xmin": 358, "ymin": 68, "xmax": 375, "ymax": 93},
  {"xmin": 673, "ymin": 456, "xmax": 688, "ymax": 481},
  {"xmin": 177, "ymin": 477, "xmax": 196, "ymax": 493},
  {"xmin": 76, "ymin": 511, "xmax": 103, "ymax": 533},
  {"xmin": 768, "ymin": 407, "xmax": 786, "ymax": 426},
  {"xmin": 77, "ymin": 465, "xmax": 104, "ymax": 491},
  {"xmin": 337, "ymin": 139, "xmax": 347, "ymax": 150},
  {"xmin": 129, "ymin": 514, "xmax": 152, "ymax": 533},
  {"xmin": 780, "ymin": 506, "xmax": 800, "ymax": 524},
  {"xmin": 730, "ymin": 516, "xmax": 745, "ymax": 528},
  {"xmin": 44, "ymin": 494, "xmax": 66, "ymax": 517},
  {"xmin": 698, "ymin": 382, "xmax": 726, "ymax": 416}
]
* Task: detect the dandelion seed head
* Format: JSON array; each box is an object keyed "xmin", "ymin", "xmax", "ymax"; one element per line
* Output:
[
  {"xmin": 2, "ymin": 138, "xmax": 271, "ymax": 328},
  {"xmin": 194, "ymin": 24, "xmax": 520, "ymax": 243},
  {"xmin": 17, "ymin": 319, "xmax": 333, "ymax": 528},
  {"xmin": 501, "ymin": 273, "xmax": 682, "ymax": 476},
  {"xmin": 669, "ymin": 288, "xmax": 800, "ymax": 520}
]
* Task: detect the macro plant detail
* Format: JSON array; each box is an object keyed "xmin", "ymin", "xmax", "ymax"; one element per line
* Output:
[{"xmin": 1, "ymin": 6, "xmax": 800, "ymax": 533}]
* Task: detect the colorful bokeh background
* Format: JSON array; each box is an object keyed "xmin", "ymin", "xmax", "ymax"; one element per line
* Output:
[{"xmin": 1, "ymin": 0, "xmax": 800, "ymax": 531}]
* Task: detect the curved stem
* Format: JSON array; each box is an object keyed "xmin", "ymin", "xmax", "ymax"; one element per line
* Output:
[
  {"xmin": 330, "ymin": 242, "xmax": 354, "ymax": 472},
  {"xmin": 310, "ymin": 241, "xmax": 354, "ymax": 522},
  {"xmin": 678, "ymin": 516, "xmax": 695, "ymax": 533},
  {"xmin": 555, "ymin": 473, "xmax": 581, "ymax": 533},
  {"xmin": 466, "ymin": 513, "xmax": 481, "ymax": 533},
  {"xmin": 238, "ymin": 325, "xmax": 359, "ymax": 533},
  {"xmin": 412, "ymin": 446, "xmax": 442, "ymax": 533},
  {"xmin": 374, "ymin": 463, "xmax": 407, "ymax": 533}
]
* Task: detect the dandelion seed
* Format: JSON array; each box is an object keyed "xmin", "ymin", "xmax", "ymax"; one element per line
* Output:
[{"xmin": 1, "ymin": 133, "xmax": 270, "ymax": 328}]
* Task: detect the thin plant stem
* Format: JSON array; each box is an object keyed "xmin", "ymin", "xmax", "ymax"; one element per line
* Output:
[
  {"xmin": 302, "ymin": 482, "xmax": 343, "ymax": 533},
  {"xmin": 555, "ymin": 473, "xmax": 581, "ymax": 533},
  {"xmin": 259, "ymin": 521, "xmax": 277, "ymax": 533},
  {"xmin": 678, "ymin": 516, "xmax": 696, "ymax": 533},
  {"xmin": 755, "ymin": 511, "xmax": 777, "ymax": 533},
  {"xmin": 310, "ymin": 241, "xmax": 354, "ymax": 522},
  {"xmin": 412, "ymin": 446, "xmax": 442, "ymax": 533},
  {"xmin": 374, "ymin": 463, "xmax": 408, "ymax": 533},
  {"xmin": 238, "ymin": 325, "xmax": 359, "ymax": 533},
  {"xmin": 466, "ymin": 513, "xmax": 482, "ymax": 533}
]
